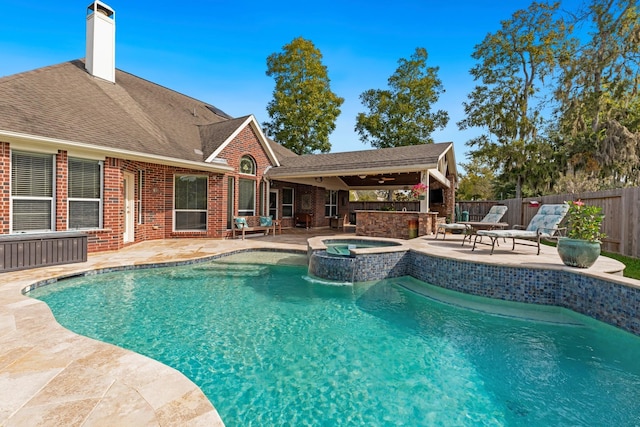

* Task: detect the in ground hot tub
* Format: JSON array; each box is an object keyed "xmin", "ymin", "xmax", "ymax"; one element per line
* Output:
[
  {"xmin": 324, "ymin": 239, "xmax": 401, "ymax": 256},
  {"xmin": 308, "ymin": 237, "xmax": 407, "ymax": 283}
]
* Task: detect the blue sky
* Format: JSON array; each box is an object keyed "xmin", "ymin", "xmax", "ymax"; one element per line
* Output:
[{"xmin": 0, "ymin": 0, "xmax": 579, "ymax": 164}]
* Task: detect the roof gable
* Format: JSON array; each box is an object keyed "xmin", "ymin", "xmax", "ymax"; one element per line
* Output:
[{"xmin": 203, "ymin": 115, "xmax": 279, "ymax": 167}]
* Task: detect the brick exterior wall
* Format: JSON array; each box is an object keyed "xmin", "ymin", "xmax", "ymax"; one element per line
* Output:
[
  {"xmin": 55, "ymin": 150, "xmax": 68, "ymax": 231},
  {"xmin": 2, "ymin": 125, "xmax": 450, "ymax": 252},
  {"xmin": 0, "ymin": 142, "xmax": 10, "ymax": 234},
  {"xmin": 268, "ymin": 184, "xmax": 349, "ymax": 229},
  {"xmin": 0, "ymin": 123, "xmax": 282, "ymax": 253},
  {"xmin": 218, "ymin": 125, "xmax": 276, "ymax": 237}
]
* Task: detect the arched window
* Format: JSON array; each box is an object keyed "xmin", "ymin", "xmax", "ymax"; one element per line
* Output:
[{"xmin": 239, "ymin": 155, "xmax": 256, "ymax": 175}]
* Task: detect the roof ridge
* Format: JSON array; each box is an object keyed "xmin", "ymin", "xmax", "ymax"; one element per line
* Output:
[
  {"xmin": 294, "ymin": 141, "xmax": 453, "ymax": 159},
  {"xmin": 115, "ymin": 66, "xmax": 235, "ymax": 120},
  {"xmin": 93, "ymin": 76, "xmax": 170, "ymax": 145}
]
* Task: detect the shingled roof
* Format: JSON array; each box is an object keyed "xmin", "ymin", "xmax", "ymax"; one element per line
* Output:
[
  {"xmin": 0, "ymin": 60, "xmax": 236, "ymax": 164},
  {"xmin": 267, "ymin": 143, "xmax": 453, "ymax": 178},
  {"xmin": 199, "ymin": 116, "xmax": 253, "ymax": 159},
  {"xmin": 0, "ymin": 59, "xmax": 456, "ymax": 184}
]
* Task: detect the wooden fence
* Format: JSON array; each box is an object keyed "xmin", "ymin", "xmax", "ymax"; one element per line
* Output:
[{"xmin": 458, "ymin": 187, "xmax": 640, "ymax": 257}]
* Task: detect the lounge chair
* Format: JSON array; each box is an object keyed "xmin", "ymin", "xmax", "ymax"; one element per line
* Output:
[
  {"xmin": 435, "ymin": 205, "xmax": 508, "ymax": 244},
  {"xmin": 472, "ymin": 204, "xmax": 569, "ymax": 255}
]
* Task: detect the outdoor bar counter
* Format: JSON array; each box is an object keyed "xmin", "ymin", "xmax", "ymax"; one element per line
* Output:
[{"xmin": 355, "ymin": 210, "xmax": 440, "ymax": 239}]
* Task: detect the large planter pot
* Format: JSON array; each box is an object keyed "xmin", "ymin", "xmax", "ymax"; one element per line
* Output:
[{"xmin": 557, "ymin": 237, "xmax": 601, "ymax": 268}]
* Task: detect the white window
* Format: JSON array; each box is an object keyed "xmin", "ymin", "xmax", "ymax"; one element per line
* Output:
[
  {"xmin": 68, "ymin": 158, "xmax": 103, "ymax": 229},
  {"xmin": 238, "ymin": 178, "xmax": 256, "ymax": 216},
  {"xmin": 325, "ymin": 190, "xmax": 338, "ymax": 217},
  {"xmin": 174, "ymin": 175, "xmax": 208, "ymax": 231},
  {"xmin": 282, "ymin": 188, "xmax": 294, "ymax": 218},
  {"xmin": 11, "ymin": 151, "xmax": 54, "ymax": 232}
]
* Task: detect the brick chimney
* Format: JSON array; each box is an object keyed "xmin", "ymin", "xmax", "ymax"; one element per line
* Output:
[{"xmin": 85, "ymin": 1, "xmax": 115, "ymax": 83}]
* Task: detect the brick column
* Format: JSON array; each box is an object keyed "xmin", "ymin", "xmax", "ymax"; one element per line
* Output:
[
  {"xmin": 56, "ymin": 150, "xmax": 68, "ymax": 231},
  {"xmin": 0, "ymin": 142, "xmax": 10, "ymax": 234}
]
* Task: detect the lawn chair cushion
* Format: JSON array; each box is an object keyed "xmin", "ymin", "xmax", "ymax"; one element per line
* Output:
[
  {"xmin": 439, "ymin": 223, "xmax": 468, "ymax": 231},
  {"xmin": 234, "ymin": 217, "xmax": 248, "ymax": 229},
  {"xmin": 481, "ymin": 206, "xmax": 508, "ymax": 223},
  {"xmin": 477, "ymin": 229, "xmax": 538, "ymax": 239},
  {"xmin": 525, "ymin": 204, "xmax": 569, "ymax": 234},
  {"xmin": 259, "ymin": 216, "xmax": 273, "ymax": 227}
]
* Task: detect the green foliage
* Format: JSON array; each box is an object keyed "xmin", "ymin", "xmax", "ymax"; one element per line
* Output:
[
  {"xmin": 555, "ymin": 0, "xmax": 640, "ymax": 186},
  {"xmin": 264, "ymin": 37, "xmax": 344, "ymax": 155},
  {"xmin": 458, "ymin": 2, "xmax": 571, "ymax": 198},
  {"xmin": 600, "ymin": 251, "xmax": 640, "ymax": 279},
  {"xmin": 355, "ymin": 48, "xmax": 449, "ymax": 149},
  {"xmin": 565, "ymin": 200, "xmax": 606, "ymax": 242},
  {"xmin": 456, "ymin": 158, "xmax": 496, "ymax": 200}
]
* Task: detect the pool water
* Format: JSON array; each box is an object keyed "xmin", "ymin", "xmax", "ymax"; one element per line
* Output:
[{"xmin": 28, "ymin": 254, "xmax": 640, "ymax": 426}]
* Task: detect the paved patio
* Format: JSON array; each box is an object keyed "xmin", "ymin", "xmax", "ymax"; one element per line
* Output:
[{"xmin": 0, "ymin": 229, "xmax": 629, "ymax": 426}]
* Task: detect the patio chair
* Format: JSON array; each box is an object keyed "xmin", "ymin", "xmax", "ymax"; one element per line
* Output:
[
  {"xmin": 472, "ymin": 204, "xmax": 569, "ymax": 255},
  {"xmin": 342, "ymin": 214, "xmax": 356, "ymax": 232},
  {"xmin": 435, "ymin": 205, "xmax": 508, "ymax": 243}
]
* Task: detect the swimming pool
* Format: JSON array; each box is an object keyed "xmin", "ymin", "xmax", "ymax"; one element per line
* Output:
[{"xmin": 27, "ymin": 252, "xmax": 640, "ymax": 426}]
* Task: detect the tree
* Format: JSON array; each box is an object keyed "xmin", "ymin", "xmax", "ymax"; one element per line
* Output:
[
  {"xmin": 264, "ymin": 37, "xmax": 344, "ymax": 155},
  {"xmin": 456, "ymin": 158, "xmax": 497, "ymax": 200},
  {"xmin": 355, "ymin": 48, "xmax": 449, "ymax": 148},
  {"xmin": 458, "ymin": 2, "xmax": 570, "ymax": 198},
  {"xmin": 555, "ymin": 0, "xmax": 640, "ymax": 187}
]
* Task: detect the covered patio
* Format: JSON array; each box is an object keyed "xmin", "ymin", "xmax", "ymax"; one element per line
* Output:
[{"xmin": 264, "ymin": 142, "xmax": 458, "ymax": 238}]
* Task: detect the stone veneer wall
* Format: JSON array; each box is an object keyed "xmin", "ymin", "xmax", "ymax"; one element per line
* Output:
[
  {"xmin": 408, "ymin": 252, "xmax": 640, "ymax": 336},
  {"xmin": 356, "ymin": 211, "xmax": 438, "ymax": 239},
  {"xmin": 308, "ymin": 250, "xmax": 409, "ymax": 282}
]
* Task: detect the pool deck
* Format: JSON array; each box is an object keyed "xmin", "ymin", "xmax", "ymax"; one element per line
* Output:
[{"xmin": 0, "ymin": 229, "xmax": 634, "ymax": 426}]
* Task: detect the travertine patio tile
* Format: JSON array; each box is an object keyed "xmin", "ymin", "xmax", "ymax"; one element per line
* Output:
[
  {"xmin": 0, "ymin": 314, "xmax": 16, "ymax": 338},
  {"xmin": 6, "ymin": 397, "xmax": 101, "ymax": 427},
  {"xmin": 0, "ymin": 369, "xmax": 65, "ymax": 421},
  {"xmin": 81, "ymin": 380, "xmax": 159, "ymax": 427},
  {"xmin": 155, "ymin": 387, "xmax": 224, "ymax": 427}
]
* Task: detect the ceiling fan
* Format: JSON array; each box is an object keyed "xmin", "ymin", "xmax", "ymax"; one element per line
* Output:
[{"xmin": 376, "ymin": 176, "xmax": 396, "ymax": 184}]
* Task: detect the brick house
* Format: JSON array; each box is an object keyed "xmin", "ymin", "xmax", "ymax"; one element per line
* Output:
[{"xmin": 0, "ymin": 1, "xmax": 457, "ymax": 254}]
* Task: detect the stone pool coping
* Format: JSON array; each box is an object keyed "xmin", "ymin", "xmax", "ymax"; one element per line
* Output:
[{"xmin": 0, "ymin": 233, "xmax": 637, "ymax": 426}]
